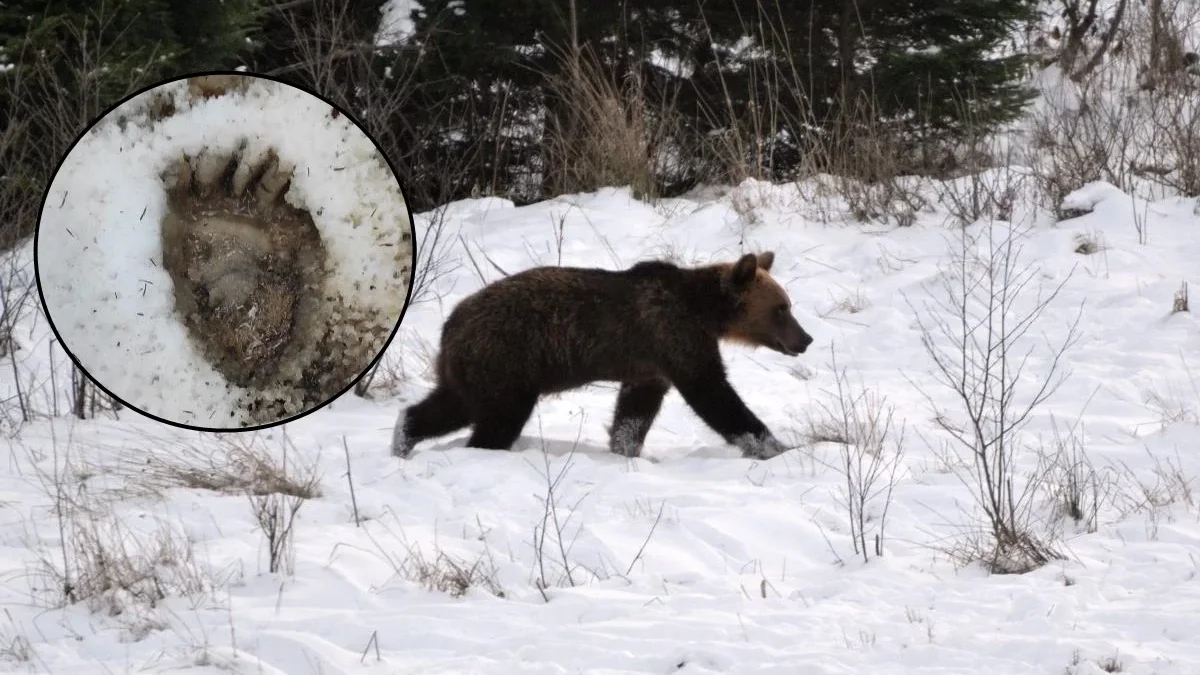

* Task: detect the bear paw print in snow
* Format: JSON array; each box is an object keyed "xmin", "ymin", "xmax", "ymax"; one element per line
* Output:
[{"xmin": 160, "ymin": 143, "xmax": 328, "ymax": 389}]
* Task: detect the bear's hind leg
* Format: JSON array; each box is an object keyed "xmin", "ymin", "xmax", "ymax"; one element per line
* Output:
[
  {"xmin": 465, "ymin": 393, "xmax": 538, "ymax": 450},
  {"xmin": 609, "ymin": 379, "xmax": 671, "ymax": 458},
  {"xmin": 392, "ymin": 385, "xmax": 472, "ymax": 458}
]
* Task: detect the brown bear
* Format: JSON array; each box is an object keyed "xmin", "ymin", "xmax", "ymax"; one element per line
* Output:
[{"xmin": 391, "ymin": 250, "xmax": 813, "ymax": 460}]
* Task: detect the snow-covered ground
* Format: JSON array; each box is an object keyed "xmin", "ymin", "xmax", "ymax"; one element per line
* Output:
[{"xmin": 2, "ymin": 163, "xmax": 1198, "ymax": 673}]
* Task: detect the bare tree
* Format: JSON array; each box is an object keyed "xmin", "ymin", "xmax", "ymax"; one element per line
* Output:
[
  {"xmin": 0, "ymin": 6, "xmax": 170, "ymax": 248},
  {"xmin": 0, "ymin": 7, "xmax": 156, "ymax": 427},
  {"xmin": 1055, "ymin": 0, "xmax": 1131, "ymax": 82},
  {"xmin": 907, "ymin": 223, "xmax": 1084, "ymax": 573},
  {"xmin": 257, "ymin": 0, "xmax": 499, "ymax": 211},
  {"xmin": 353, "ymin": 203, "xmax": 460, "ymax": 398},
  {"xmin": 809, "ymin": 345, "xmax": 907, "ymax": 563}
]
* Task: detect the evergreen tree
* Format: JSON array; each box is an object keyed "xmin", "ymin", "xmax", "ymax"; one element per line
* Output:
[
  {"xmin": 1, "ymin": 0, "xmax": 260, "ymax": 102},
  {"xmin": 240, "ymin": 0, "xmax": 455, "ymax": 206},
  {"xmin": 0, "ymin": 0, "xmax": 179, "ymax": 105},
  {"xmin": 266, "ymin": 0, "xmax": 1041, "ymax": 204},
  {"xmin": 244, "ymin": 0, "xmax": 390, "ymax": 78},
  {"xmin": 0, "ymin": 0, "xmax": 261, "ymax": 247},
  {"xmin": 401, "ymin": 0, "xmax": 698, "ymax": 202},
  {"xmin": 167, "ymin": 0, "xmax": 262, "ymax": 73},
  {"xmin": 865, "ymin": 0, "xmax": 1039, "ymax": 143},
  {"xmin": 658, "ymin": 0, "xmax": 1039, "ymax": 180}
]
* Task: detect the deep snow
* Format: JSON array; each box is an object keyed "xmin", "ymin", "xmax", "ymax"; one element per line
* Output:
[
  {"xmin": 3, "ymin": 12, "xmax": 1200, "ymax": 670},
  {"xmin": 1, "ymin": 171, "xmax": 1198, "ymax": 673}
]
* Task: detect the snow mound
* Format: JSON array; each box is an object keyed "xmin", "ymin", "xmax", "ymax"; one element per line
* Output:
[
  {"xmin": 1060, "ymin": 181, "xmax": 1128, "ymax": 215},
  {"xmin": 35, "ymin": 73, "xmax": 415, "ymax": 429}
]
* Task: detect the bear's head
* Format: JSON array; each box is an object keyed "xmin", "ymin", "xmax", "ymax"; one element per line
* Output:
[{"xmin": 721, "ymin": 251, "xmax": 813, "ymax": 356}]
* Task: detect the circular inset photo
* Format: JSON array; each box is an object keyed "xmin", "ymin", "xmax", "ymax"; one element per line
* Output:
[{"xmin": 34, "ymin": 72, "xmax": 416, "ymax": 431}]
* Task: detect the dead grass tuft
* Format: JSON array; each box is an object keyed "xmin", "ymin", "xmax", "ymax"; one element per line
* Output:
[
  {"xmin": 1172, "ymin": 281, "xmax": 1189, "ymax": 313},
  {"xmin": 110, "ymin": 429, "xmax": 323, "ymax": 500},
  {"xmin": 21, "ymin": 437, "xmax": 228, "ymax": 618}
]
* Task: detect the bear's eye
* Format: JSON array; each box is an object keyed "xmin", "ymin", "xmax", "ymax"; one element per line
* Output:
[{"xmin": 774, "ymin": 305, "xmax": 788, "ymax": 317}]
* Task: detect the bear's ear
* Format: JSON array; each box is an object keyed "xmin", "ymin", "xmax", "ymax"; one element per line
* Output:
[
  {"xmin": 757, "ymin": 251, "xmax": 775, "ymax": 272},
  {"xmin": 729, "ymin": 253, "xmax": 758, "ymax": 288}
]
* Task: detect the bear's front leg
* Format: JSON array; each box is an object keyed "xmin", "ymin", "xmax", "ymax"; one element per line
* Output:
[
  {"xmin": 666, "ymin": 355, "xmax": 790, "ymax": 460},
  {"xmin": 729, "ymin": 431, "xmax": 790, "ymax": 460}
]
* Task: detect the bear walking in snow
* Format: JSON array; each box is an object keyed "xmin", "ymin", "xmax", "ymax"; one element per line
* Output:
[{"xmin": 391, "ymin": 250, "xmax": 813, "ymax": 460}]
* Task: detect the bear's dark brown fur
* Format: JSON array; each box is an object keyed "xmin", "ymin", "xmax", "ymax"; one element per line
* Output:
[{"xmin": 391, "ymin": 250, "xmax": 813, "ymax": 460}]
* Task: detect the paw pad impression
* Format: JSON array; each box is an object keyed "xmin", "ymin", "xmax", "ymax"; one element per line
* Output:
[{"xmin": 35, "ymin": 73, "xmax": 415, "ymax": 429}]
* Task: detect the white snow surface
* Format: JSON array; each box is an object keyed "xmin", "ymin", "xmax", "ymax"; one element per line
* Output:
[
  {"xmin": 3, "ymin": 173, "xmax": 1200, "ymax": 674},
  {"xmin": 35, "ymin": 76, "xmax": 412, "ymax": 427}
]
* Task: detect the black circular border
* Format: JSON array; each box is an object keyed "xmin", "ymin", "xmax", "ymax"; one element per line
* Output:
[{"xmin": 33, "ymin": 69, "xmax": 419, "ymax": 434}]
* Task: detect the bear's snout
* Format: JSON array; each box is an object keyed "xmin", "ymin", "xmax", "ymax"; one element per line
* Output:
[
  {"xmin": 776, "ymin": 319, "xmax": 814, "ymax": 356},
  {"xmin": 793, "ymin": 329, "xmax": 814, "ymax": 354}
]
